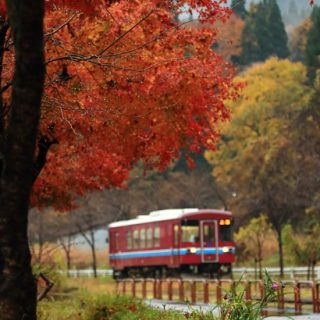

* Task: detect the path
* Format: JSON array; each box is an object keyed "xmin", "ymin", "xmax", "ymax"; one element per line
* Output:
[{"xmin": 146, "ymin": 299, "xmax": 320, "ymax": 319}]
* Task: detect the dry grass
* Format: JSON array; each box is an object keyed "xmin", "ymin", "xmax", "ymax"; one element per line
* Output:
[
  {"xmin": 63, "ymin": 276, "xmax": 116, "ymax": 295},
  {"xmin": 31, "ymin": 242, "xmax": 110, "ymax": 269}
]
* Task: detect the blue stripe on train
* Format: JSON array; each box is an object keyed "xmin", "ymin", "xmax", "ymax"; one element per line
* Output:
[{"xmin": 109, "ymin": 247, "xmax": 235, "ymax": 259}]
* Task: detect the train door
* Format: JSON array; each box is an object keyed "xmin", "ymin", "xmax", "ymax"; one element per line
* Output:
[
  {"xmin": 172, "ymin": 224, "xmax": 180, "ymax": 267},
  {"xmin": 200, "ymin": 221, "xmax": 218, "ymax": 263}
]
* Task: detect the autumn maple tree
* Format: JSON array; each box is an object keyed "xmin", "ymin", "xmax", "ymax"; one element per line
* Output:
[{"xmin": 25, "ymin": 1, "xmax": 240, "ymax": 210}]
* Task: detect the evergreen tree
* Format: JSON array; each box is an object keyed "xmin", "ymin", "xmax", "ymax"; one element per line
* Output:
[
  {"xmin": 239, "ymin": 2, "xmax": 271, "ymax": 64},
  {"xmin": 239, "ymin": 0, "xmax": 289, "ymax": 65},
  {"xmin": 231, "ymin": 0, "xmax": 247, "ymax": 20},
  {"xmin": 305, "ymin": 6, "xmax": 320, "ymax": 80},
  {"xmin": 267, "ymin": 0, "xmax": 289, "ymax": 58}
]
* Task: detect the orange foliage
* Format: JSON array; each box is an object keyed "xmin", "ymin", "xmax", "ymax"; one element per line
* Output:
[
  {"xmin": 185, "ymin": 14, "xmax": 244, "ymax": 62},
  {"xmin": 1, "ymin": 0, "xmax": 240, "ymax": 209}
]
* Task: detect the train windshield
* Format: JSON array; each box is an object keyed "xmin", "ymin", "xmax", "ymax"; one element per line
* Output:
[
  {"xmin": 220, "ymin": 224, "xmax": 233, "ymax": 241},
  {"xmin": 181, "ymin": 220, "xmax": 199, "ymax": 243}
]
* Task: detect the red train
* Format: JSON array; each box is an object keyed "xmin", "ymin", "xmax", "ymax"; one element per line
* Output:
[{"xmin": 108, "ymin": 208, "xmax": 235, "ymax": 278}]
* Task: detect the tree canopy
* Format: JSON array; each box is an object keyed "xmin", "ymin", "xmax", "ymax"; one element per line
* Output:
[
  {"xmin": 305, "ymin": 5, "xmax": 320, "ymax": 79},
  {"xmin": 205, "ymin": 58, "xmax": 320, "ymax": 275},
  {"xmin": 0, "ymin": 0, "xmax": 240, "ymax": 210}
]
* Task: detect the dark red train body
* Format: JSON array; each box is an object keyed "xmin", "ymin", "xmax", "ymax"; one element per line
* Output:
[{"xmin": 108, "ymin": 208, "xmax": 235, "ymax": 278}]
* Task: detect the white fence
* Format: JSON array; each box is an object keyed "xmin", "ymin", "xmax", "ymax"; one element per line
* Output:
[
  {"xmin": 60, "ymin": 267, "xmax": 320, "ymax": 279},
  {"xmin": 233, "ymin": 266, "xmax": 320, "ymax": 280},
  {"xmin": 60, "ymin": 269, "xmax": 113, "ymax": 277}
]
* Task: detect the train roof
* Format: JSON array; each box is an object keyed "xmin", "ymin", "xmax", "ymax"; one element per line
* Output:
[{"xmin": 108, "ymin": 208, "xmax": 232, "ymax": 228}]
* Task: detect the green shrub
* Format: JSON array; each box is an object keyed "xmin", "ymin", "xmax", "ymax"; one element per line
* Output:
[{"xmin": 219, "ymin": 271, "xmax": 281, "ymax": 320}]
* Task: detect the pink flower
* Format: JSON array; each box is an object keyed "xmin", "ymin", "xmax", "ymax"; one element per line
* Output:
[{"xmin": 272, "ymin": 283, "xmax": 280, "ymax": 290}]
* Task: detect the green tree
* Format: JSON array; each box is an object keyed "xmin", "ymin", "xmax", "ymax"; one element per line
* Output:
[
  {"xmin": 239, "ymin": 3, "xmax": 270, "ymax": 65},
  {"xmin": 231, "ymin": 0, "xmax": 247, "ymax": 20},
  {"xmin": 235, "ymin": 215, "xmax": 273, "ymax": 279},
  {"xmin": 283, "ymin": 224, "xmax": 320, "ymax": 279},
  {"xmin": 267, "ymin": 0, "xmax": 289, "ymax": 58},
  {"xmin": 239, "ymin": 0, "xmax": 289, "ymax": 65},
  {"xmin": 305, "ymin": 5, "xmax": 320, "ymax": 79},
  {"xmin": 206, "ymin": 58, "xmax": 317, "ymax": 276}
]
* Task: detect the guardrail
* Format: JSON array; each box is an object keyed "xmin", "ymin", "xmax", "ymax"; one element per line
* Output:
[
  {"xmin": 60, "ymin": 267, "xmax": 320, "ymax": 279},
  {"xmin": 116, "ymin": 278, "xmax": 320, "ymax": 315}
]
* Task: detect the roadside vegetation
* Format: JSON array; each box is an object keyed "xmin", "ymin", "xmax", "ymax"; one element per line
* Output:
[
  {"xmin": 37, "ymin": 271, "xmax": 282, "ymax": 320},
  {"xmin": 38, "ymin": 277, "xmax": 217, "ymax": 320}
]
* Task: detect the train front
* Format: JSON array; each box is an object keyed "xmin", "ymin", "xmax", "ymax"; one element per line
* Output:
[{"xmin": 178, "ymin": 210, "xmax": 235, "ymax": 277}]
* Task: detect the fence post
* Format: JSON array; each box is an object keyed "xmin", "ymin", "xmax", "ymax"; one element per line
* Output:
[
  {"xmin": 168, "ymin": 280, "xmax": 173, "ymax": 301},
  {"xmin": 204, "ymin": 281, "xmax": 209, "ymax": 304},
  {"xmin": 123, "ymin": 281, "xmax": 126, "ymax": 295},
  {"xmin": 294, "ymin": 282, "xmax": 301, "ymax": 314},
  {"xmin": 157, "ymin": 279, "xmax": 162, "ymax": 300},
  {"xmin": 191, "ymin": 281, "xmax": 196, "ymax": 304},
  {"xmin": 153, "ymin": 280, "xmax": 157, "ymax": 299},
  {"xmin": 132, "ymin": 280, "xmax": 136, "ymax": 297},
  {"xmin": 216, "ymin": 280, "xmax": 222, "ymax": 303},
  {"xmin": 142, "ymin": 280, "xmax": 147, "ymax": 299},
  {"xmin": 179, "ymin": 280, "xmax": 184, "ymax": 302},
  {"xmin": 277, "ymin": 285, "xmax": 285, "ymax": 312}
]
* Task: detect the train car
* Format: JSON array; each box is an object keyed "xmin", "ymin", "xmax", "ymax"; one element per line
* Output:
[{"xmin": 108, "ymin": 208, "xmax": 235, "ymax": 278}]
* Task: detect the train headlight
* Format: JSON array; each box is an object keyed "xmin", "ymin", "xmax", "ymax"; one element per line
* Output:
[
  {"xmin": 189, "ymin": 247, "xmax": 197, "ymax": 254},
  {"xmin": 222, "ymin": 247, "xmax": 230, "ymax": 253},
  {"xmin": 220, "ymin": 219, "xmax": 231, "ymax": 225}
]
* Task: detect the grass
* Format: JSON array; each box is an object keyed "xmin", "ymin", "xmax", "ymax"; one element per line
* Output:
[
  {"xmin": 38, "ymin": 293, "xmax": 218, "ymax": 320},
  {"xmin": 38, "ymin": 276, "xmax": 219, "ymax": 320},
  {"xmin": 37, "ymin": 273, "xmax": 299, "ymax": 319}
]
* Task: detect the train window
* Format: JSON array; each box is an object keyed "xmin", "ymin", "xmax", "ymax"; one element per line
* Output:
[
  {"xmin": 220, "ymin": 224, "xmax": 233, "ymax": 241},
  {"xmin": 115, "ymin": 232, "xmax": 119, "ymax": 251},
  {"xmin": 126, "ymin": 231, "xmax": 132, "ymax": 249},
  {"xmin": 181, "ymin": 220, "xmax": 199, "ymax": 243},
  {"xmin": 154, "ymin": 226, "xmax": 160, "ymax": 247},
  {"xmin": 174, "ymin": 225, "xmax": 179, "ymax": 245},
  {"xmin": 204, "ymin": 224, "xmax": 215, "ymax": 244},
  {"xmin": 146, "ymin": 227, "xmax": 153, "ymax": 248},
  {"xmin": 133, "ymin": 229, "xmax": 139, "ymax": 249},
  {"xmin": 140, "ymin": 228, "xmax": 146, "ymax": 248}
]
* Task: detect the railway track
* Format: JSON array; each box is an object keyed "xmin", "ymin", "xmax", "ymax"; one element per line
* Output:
[{"xmin": 116, "ymin": 278, "xmax": 320, "ymax": 316}]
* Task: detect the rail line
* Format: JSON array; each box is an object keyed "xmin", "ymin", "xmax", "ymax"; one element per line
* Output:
[{"xmin": 116, "ymin": 278, "xmax": 320, "ymax": 315}]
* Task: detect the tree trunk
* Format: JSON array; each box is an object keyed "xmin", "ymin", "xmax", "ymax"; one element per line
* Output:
[
  {"xmin": 60, "ymin": 235, "xmax": 73, "ymax": 276},
  {"xmin": 257, "ymin": 239, "xmax": 262, "ymax": 279},
  {"xmin": 276, "ymin": 228, "xmax": 284, "ymax": 278},
  {"xmin": 307, "ymin": 260, "xmax": 311, "ymax": 280},
  {"xmin": 254, "ymin": 258, "xmax": 257, "ymax": 280},
  {"xmin": 66, "ymin": 251, "xmax": 71, "ymax": 274},
  {"xmin": 78, "ymin": 226, "xmax": 98, "ymax": 278},
  {"xmin": 90, "ymin": 230, "xmax": 97, "ymax": 278},
  {"xmin": 0, "ymin": 0, "xmax": 45, "ymax": 319}
]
